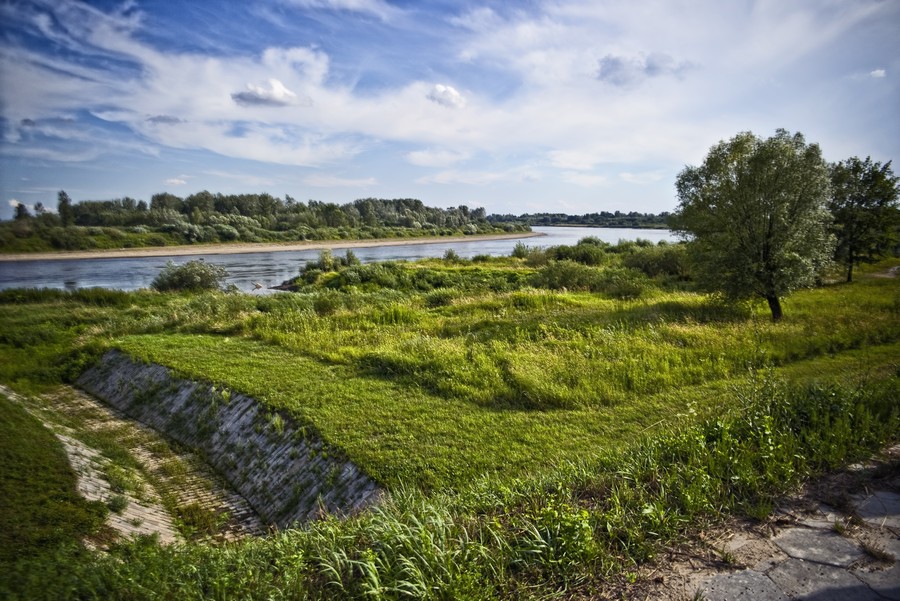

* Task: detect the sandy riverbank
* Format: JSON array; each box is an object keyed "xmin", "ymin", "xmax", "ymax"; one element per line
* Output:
[{"xmin": 0, "ymin": 231, "xmax": 544, "ymax": 262}]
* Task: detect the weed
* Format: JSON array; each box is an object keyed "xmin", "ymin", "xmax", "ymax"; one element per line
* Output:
[
  {"xmin": 107, "ymin": 494, "xmax": 129, "ymax": 514},
  {"xmin": 861, "ymin": 542, "xmax": 895, "ymax": 563}
]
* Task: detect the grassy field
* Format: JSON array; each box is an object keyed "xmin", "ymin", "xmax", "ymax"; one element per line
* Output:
[{"xmin": 0, "ymin": 242, "xmax": 898, "ymax": 599}]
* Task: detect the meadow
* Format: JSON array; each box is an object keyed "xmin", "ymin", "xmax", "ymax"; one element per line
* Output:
[{"xmin": 0, "ymin": 238, "xmax": 898, "ymax": 599}]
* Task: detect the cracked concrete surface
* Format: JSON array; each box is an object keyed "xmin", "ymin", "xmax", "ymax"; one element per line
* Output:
[{"xmin": 699, "ymin": 475, "xmax": 900, "ymax": 600}]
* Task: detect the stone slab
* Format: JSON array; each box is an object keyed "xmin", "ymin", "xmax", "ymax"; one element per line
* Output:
[
  {"xmin": 699, "ymin": 569, "xmax": 788, "ymax": 601},
  {"xmin": 768, "ymin": 558, "xmax": 881, "ymax": 601},
  {"xmin": 773, "ymin": 527, "xmax": 866, "ymax": 567},
  {"xmin": 855, "ymin": 491, "xmax": 900, "ymax": 531},
  {"xmin": 854, "ymin": 562, "xmax": 900, "ymax": 601}
]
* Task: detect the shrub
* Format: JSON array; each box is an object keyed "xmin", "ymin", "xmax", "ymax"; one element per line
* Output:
[
  {"xmin": 151, "ymin": 260, "xmax": 229, "ymax": 292},
  {"xmin": 444, "ymin": 249, "xmax": 462, "ymax": 263},
  {"xmin": 511, "ymin": 242, "xmax": 530, "ymax": 259}
]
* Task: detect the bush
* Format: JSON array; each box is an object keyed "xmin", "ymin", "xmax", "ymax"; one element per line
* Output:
[{"xmin": 151, "ymin": 260, "xmax": 229, "ymax": 292}]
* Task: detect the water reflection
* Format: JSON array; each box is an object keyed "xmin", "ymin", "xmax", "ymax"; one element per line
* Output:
[{"xmin": 0, "ymin": 227, "xmax": 675, "ymax": 292}]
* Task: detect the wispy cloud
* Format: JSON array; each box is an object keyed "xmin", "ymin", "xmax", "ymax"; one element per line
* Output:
[
  {"xmin": 282, "ymin": 0, "xmax": 403, "ymax": 22},
  {"xmin": 869, "ymin": 69, "xmax": 886, "ymax": 78},
  {"xmin": 596, "ymin": 53, "xmax": 692, "ymax": 86}
]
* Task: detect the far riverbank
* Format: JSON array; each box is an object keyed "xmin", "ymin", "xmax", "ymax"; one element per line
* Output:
[{"xmin": 0, "ymin": 231, "xmax": 544, "ymax": 263}]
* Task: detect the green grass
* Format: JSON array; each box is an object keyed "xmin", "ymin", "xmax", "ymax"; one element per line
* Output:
[
  {"xmin": 0, "ymin": 253, "xmax": 897, "ymax": 599},
  {"xmin": 0, "ymin": 395, "xmax": 107, "ymax": 567}
]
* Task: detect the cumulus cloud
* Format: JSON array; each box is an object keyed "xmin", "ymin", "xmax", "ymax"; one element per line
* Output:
[
  {"xmin": 870, "ymin": 69, "xmax": 886, "ymax": 78},
  {"xmin": 164, "ymin": 175, "xmax": 191, "ymax": 185},
  {"xmin": 427, "ymin": 84, "xmax": 466, "ymax": 108},
  {"xmin": 596, "ymin": 53, "xmax": 692, "ymax": 86},
  {"xmin": 232, "ymin": 79, "xmax": 306, "ymax": 107}
]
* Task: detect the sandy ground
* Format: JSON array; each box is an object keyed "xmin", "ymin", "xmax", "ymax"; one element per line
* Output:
[{"xmin": 0, "ymin": 231, "xmax": 544, "ymax": 262}]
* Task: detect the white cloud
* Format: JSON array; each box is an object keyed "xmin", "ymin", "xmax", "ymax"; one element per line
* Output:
[
  {"xmin": 561, "ymin": 172, "xmax": 607, "ymax": 187},
  {"xmin": 232, "ymin": 79, "xmax": 305, "ymax": 107},
  {"xmin": 165, "ymin": 176, "xmax": 189, "ymax": 185},
  {"xmin": 870, "ymin": 69, "xmax": 886, "ymax": 78},
  {"xmin": 203, "ymin": 170, "xmax": 275, "ymax": 187},
  {"xmin": 596, "ymin": 53, "xmax": 692, "ymax": 86},
  {"xmin": 426, "ymin": 84, "xmax": 466, "ymax": 108},
  {"xmin": 282, "ymin": 0, "xmax": 402, "ymax": 22},
  {"xmin": 405, "ymin": 148, "xmax": 470, "ymax": 167},
  {"xmin": 417, "ymin": 166, "xmax": 540, "ymax": 186},
  {"xmin": 620, "ymin": 171, "xmax": 665, "ymax": 184},
  {"xmin": 303, "ymin": 174, "xmax": 377, "ymax": 187},
  {"xmin": 547, "ymin": 150, "xmax": 601, "ymax": 171}
]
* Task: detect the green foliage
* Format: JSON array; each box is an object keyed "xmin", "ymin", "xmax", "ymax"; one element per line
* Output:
[
  {"xmin": 3, "ymin": 372, "xmax": 897, "ymax": 600},
  {"xmin": 1, "ymin": 252, "xmax": 899, "ymax": 598},
  {"xmin": 151, "ymin": 260, "xmax": 229, "ymax": 292},
  {"xmin": 2, "ymin": 193, "xmax": 528, "ymax": 252},
  {"xmin": 829, "ymin": 156, "xmax": 900, "ymax": 282},
  {"xmin": 672, "ymin": 129, "xmax": 835, "ymax": 320}
]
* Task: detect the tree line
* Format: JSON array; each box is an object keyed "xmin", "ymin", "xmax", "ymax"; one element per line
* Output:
[
  {"xmin": 1, "ymin": 194, "xmax": 528, "ymax": 253},
  {"xmin": 488, "ymin": 211, "xmax": 669, "ymax": 229}
]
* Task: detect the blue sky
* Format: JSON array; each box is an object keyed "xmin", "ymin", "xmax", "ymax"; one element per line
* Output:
[{"xmin": 1, "ymin": 0, "xmax": 898, "ymax": 220}]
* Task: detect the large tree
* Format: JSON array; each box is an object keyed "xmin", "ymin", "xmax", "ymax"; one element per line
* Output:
[
  {"xmin": 828, "ymin": 157, "xmax": 899, "ymax": 282},
  {"xmin": 671, "ymin": 129, "xmax": 834, "ymax": 321}
]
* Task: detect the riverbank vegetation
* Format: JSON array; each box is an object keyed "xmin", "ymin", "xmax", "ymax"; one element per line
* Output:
[
  {"xmin": 488, "ymin": 210, "xmax": 669, "ymax": 229},
  {"xmin": 0, "ymin": 194, "xmax": 529, "ymax": 253},
  {"xmin": 1, "ymin": 230, "xmax": 898, "ymax": 597}
]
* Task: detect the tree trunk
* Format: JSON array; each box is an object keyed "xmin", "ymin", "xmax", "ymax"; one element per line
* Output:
[
  {"xmin": 766, "ymin": 295, "xmax": 783, "ymax": 322},
  {"xmin": 846, "ymin": 262, "xmax": 853, "ymax": 283}
]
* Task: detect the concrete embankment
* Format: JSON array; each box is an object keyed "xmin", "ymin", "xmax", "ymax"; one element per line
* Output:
[{"xmin": 78, "ymin": 350, "xmax": 382, "ymax": 528}]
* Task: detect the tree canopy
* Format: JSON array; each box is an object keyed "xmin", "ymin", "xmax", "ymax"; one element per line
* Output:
[
  {"xmin": 671, "ymin": 129, "xmax": 834, "ymax": 321},
  {"xmin": 828, "ymin": 156, "xmax": 899, "ymax": 282}
]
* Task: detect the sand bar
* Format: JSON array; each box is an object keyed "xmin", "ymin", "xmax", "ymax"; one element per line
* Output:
[{"xmin": 0, "ymin": 231, "xmax": 544, "ymax": 262}]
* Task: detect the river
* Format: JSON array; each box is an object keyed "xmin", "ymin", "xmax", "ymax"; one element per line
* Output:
[{"xmin": 0, "ymin": 227, "xmax": 676, "ymax": 292}]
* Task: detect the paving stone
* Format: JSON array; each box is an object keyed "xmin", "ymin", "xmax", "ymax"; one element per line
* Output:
[
  {"xmin": 773, "ymin": 527, "xmax": 866, "ymax": 567},
  {"xmin": 797, "ymin": 503, "xmax": 844, "ymax": 530},
  {"xmin": 855, "ymin": 491, "xmax": 900, "ymax": 531},
  {"xmin": 768, "ymin": 558, "xmax": 881, "ymax": 601},
  {"xmin": 854, "ymin": 562, "xmax": 900, "ymax": 601},
  {"xmin": 699, "ymin": 569, "xmax": 788, "ymax": 601}
]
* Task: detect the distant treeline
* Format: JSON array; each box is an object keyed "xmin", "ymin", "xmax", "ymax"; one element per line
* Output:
[
  {"xmin": 489, "ymin": 211, "xmax": 670, "ymax": 229},
  {"xmin": 1, "ymin": 192, "xmax": 529, "ymax": 253}
]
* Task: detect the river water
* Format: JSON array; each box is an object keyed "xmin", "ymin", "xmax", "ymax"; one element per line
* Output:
[{"xmin": 0, "ymin": 226, "xmax": 675, "ymax": 292}]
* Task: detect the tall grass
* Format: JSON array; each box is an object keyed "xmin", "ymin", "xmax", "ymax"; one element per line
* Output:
[{"xmin": 4, "ymin": 372, "xmax": 896, "ymax": 600}]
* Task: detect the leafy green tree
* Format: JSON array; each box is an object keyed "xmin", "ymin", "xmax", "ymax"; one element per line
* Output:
[
  {"xmin": 672, "ymin": 129, "xmax": 834, "ymax": 321},
  {"xmin": 57, "ymin": 191, "xmax": 73, "ymax": 227},
  {"xmin": 828, "ymin": 157, "xmax": 899, "ymax": 282}
]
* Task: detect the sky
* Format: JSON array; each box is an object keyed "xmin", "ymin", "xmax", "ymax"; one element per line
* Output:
[{"xmin": 0, "ymin": 0, "xmax": 898, "ymax": 220}]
